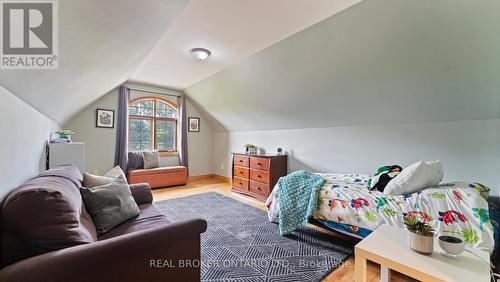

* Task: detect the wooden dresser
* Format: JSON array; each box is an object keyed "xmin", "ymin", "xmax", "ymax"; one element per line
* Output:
[{"xmin": 231, "ymin": 153, "xmax": 288, "ymax": 201}]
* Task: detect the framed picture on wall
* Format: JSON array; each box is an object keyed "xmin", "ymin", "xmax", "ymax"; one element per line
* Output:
[
  {"xmin": 96, "ymin": 109, "xmax": 115, "ymax": 128},
  {"xmin": 188, "ymin": 117, "xmax": 200, "ymax": 132}
]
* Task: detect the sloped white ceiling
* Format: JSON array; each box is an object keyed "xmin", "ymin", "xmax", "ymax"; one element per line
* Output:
[
  {"xmin": 130, "ymin": 0, "xmax": 361, "ymax": 89},
  {"xmin": 185, "ymin": 0, "xmax": 500, "ymax": 132},
  {"xmin": 0, "ymin": 0, "xmax": 188, "ymax": 124}
]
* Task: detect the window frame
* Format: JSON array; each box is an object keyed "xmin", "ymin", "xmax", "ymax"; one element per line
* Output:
[{"xmin": 128, "ymin": 96, "xmax": 178, "ymax": 156}]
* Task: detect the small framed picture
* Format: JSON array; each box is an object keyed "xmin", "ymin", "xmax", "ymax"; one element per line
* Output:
[
  {"xmin": 96, "ymin": 109, "xmax": 115, "ymax": 128},
  {"xmin": 188, "ymin": 117, "xmax": 200, "ymax": 132}
]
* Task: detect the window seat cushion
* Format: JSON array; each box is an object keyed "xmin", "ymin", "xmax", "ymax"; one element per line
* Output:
[{"xmin": 128, "ymin": 166, "xmax": 187, "ymax": 188}]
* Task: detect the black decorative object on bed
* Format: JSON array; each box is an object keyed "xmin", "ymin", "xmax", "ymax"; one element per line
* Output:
[
  {"xmin": 155, "ymin": 192, "xmax": 354, "ymax": 282},
  {"xmin": 367, "ymin": 165, "xmax": 402, "ymax": 192}
]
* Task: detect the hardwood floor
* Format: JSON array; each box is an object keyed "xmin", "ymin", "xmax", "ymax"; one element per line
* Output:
[{"xmin": 152, "ymin": 176, "xmax": 418, "ymax": 282}]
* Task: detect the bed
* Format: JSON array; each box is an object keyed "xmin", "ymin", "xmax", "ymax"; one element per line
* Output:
[{"xmin": 266, "ymin": 173, "xmax": 496, "ymax": 253}]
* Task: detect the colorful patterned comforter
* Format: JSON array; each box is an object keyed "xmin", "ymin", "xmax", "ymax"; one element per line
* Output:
[{"xmin": 267, "ymin": 173, "xmax": 494, "ymax": 252}]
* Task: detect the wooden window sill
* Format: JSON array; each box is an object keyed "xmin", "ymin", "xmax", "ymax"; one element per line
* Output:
[{"xmin": 160, "ymin": 152, "xmax": 179, "ymax": 157}]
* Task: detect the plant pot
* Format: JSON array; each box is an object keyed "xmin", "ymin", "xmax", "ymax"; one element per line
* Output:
[
  {"xmin": 246, "ymin": 147, "xmax": 256, "ymax": 154},
  {"xmin": 406, "ymin": 229, "xmax": 434, "ymax": 254}
]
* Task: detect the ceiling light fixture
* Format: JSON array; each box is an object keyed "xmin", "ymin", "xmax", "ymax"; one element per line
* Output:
[{"xmin": 190, "ymin": 48, "xmax": 211, "ymax": 60}]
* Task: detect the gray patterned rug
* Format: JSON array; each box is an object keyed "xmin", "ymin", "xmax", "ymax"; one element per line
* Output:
[{"xmin": 155, "ymin": 192, "xmax": 354, "ymax": 282}]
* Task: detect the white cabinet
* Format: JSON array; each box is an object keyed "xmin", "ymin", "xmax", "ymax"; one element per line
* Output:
[{"xmin": 48, "ymin": 142, "xmax": 85, "ymax": 172}]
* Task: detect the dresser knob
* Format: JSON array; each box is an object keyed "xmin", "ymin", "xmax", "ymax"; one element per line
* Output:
[
  {"xmin": 257, "ymin": 162, "xmax": 262, "ymax": 166},
  {"xmin": 257, "ymin": 175, "xmax": 262, "ymax": 178},
  {"xmin": 239, "ymin": 182, "xmax": 242, "ymax": 185},
  {"xmin": 239, "ymin": 160, "xmax": 243, "ymax": 163},
  {"xmin": 257, "ymin": 187, "xmax": 262, "ymax": 191},
  {"xmin": 239, "ymin": 171, "xmax": 243, "ymax": 174}
]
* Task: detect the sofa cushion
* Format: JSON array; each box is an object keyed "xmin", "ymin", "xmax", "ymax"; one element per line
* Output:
[
  {"xmin": 98, "ymin": 204, "xmax": 170, "ymax": 240},
  {"xmin": 128, "ymin": 166, "xmax": 188, "ymax": 189},
  {"xmin": 80, "ymin": 180, "xmax": 140, "ymax": 235},
  {"xmin": 37, "ymin": 164, "xmax": 83, "ymax": 185},
  {"xmin": 128, "ymin": 166, "xmax": 187, "ymax": 176},
  {"xmin": 1, "ymin": 165, "xmax": 97, "ymax": 266}
]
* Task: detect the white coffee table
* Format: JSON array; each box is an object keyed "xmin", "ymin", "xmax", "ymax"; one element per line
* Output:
[{"xmin": 354, "ymin": 224, "xmax": 490, "ymax": 282}]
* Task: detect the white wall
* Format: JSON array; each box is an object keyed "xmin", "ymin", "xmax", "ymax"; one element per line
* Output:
[
  {"xmin": 213, "ymin": 119, "xmax": 500, "ymax": 198},
  {"xmin": 0, "ymin": 86, "xmax": 60, "ymax": 201},
  {"xmin": 64, "ymin": 87, "xmax": 118, "ymax": 175},
  {"xmin": 184, "ymin": 0, "xmax": 500, "ymax": 200},
  {"xmin": 0, "ymin": 0, "xmax": 188, "ymax": 124},
  {"xmin": 186, "ymin": 0, "xmax": 500, "ymax": 132},
  {"xmin": 186, "ymin": 97, "xmax": 214, "ymax": 176},
  {"xmin": 64, "ymin": 83, "xmax": 213, "ymax": 176}
]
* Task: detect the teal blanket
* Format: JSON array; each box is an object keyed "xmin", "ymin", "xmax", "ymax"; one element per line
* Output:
[{"xmin": 276, "ymin": 170, "xmax": 325, "ymax": 235}]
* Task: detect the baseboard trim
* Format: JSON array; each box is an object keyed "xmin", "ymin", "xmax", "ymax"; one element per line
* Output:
[
  {"xmin": 188, "ymin": 174, "xmax": 215, "ymax": 181},
  {"xmin": 187, "ymin": 174, "xmax": 231, "ymax": 183}
]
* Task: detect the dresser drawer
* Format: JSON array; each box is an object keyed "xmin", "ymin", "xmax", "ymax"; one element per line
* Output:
[
  {"xmin": 234, "ymin": 166, "xmax": 249, "ymax": 178},
  {"xmin": 234, "ymin": 155, "xmax": 249, "ymax": 167},
  {"xmin": 249, "ymin": 181, "xmax": 270, "ymax": 196},
  {"xmin": 233, "ymin": 177, "xmax": 249, "ymax": 189},
  {"xmin": 250, "ymin": 157, "xmax": 269, "ymax": 170},
  {"xmin": 249, "ymin": 169, "xmax": 269, "ymax": 184},
  {"xmin": 231, "ymin": 153, "xmax": 287, "ymax": 202}
]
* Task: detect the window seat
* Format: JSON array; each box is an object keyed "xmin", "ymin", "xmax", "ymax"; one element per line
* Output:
[{"xmin": 128, "ymin": 166, "xmax": 187, "ymax": 189}]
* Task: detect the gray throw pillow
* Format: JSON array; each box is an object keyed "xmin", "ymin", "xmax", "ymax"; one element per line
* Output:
[
  {"xmin": 80, "ymin": 180, "xmax": 140, "ymax": 235},
  {"xmin": 128, "ymin": 151, "xmax": 144, "ymax": 170},
  {"xmin": 143, "ymin": 150, "xmax": 160, "ymax": 169}
]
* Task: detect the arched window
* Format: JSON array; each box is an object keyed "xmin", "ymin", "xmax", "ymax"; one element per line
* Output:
[{"xmin": 128, "ymin": 97, "xmax": 177, "ymax": 153}]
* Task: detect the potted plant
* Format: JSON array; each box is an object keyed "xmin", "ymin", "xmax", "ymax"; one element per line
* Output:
[
  {"xmin": 244, "ymin": 144, "xmax": 256, "ymax": 154},
  {"xmin": 403, "ymin": 215, "xmax": 435, "ymax": 254}
]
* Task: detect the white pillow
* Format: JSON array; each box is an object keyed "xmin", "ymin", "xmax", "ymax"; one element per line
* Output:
[
  {"xmin": 83, "ymin": 166, "xmax": 128, "ymax": 188},
  {"xmin": 104, "ymin": 166, "xmax": 128, "ymax": 181},
  {"xmin": 143, "ymin": 150, "xmax": 160, "ymax": 169},
  {"xmin": 384, "ymin": 161, "xmax": 443, "ymax": 195},
  {"xmin": 426, "ymin": 160, "xmax": 443, "ymax": 177}
]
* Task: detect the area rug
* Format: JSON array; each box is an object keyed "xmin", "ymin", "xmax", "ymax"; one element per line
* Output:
[{"xmin": 155, "ymin": 192, "xmax": 354, "ymax": 282}]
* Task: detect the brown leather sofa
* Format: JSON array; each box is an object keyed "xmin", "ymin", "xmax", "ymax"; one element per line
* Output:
[
  {"xmin": 128, "ymin": 166, "xmax": 188, "ymax": 189},
  {"xmin": 0, "ymin": 165, "xmax": 206, "ymax": 282}
]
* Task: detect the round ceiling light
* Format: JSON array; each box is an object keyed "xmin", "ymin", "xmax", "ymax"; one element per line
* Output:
[{"xmin": 190, "ymin": 48, "xmax": 211, "ymax": 60}]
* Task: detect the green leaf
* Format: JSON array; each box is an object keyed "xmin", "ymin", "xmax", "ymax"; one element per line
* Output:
[
  {"xmin": 364, "ymin": 211, "xmax": 377, "ymax": 222},
  {"xmin": 462, "ymin": 229, "xmax": 479, "ymax": 243},
  {"xmin": 383, "ymin": 208, "xmax": 397, "ymax": 217},
  {"xmin": 403, "ymin": 215, "xmax": 434, "ymax": 236},
  {"xmin": 428, "ymin": 192, "xmax": 446, "ymax": 199}
]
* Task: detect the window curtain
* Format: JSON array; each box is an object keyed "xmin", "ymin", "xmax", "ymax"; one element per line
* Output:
[
  {"xmin": 177, "ymin": 95, "xmax": 188, "ymax": 175},
  {"xmin": 115, "ymin": 86, "xmax": 129, "ymax": 172}
]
